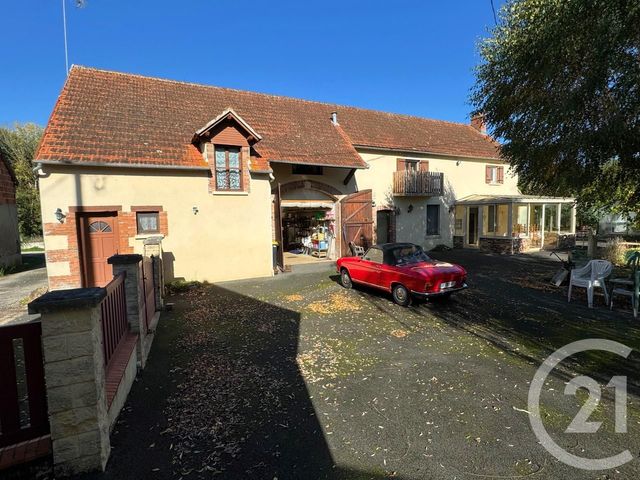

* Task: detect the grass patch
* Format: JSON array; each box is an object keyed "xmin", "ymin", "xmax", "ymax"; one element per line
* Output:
[
  {"xmin": 166, "ymin": 279, "xmax": 206, "ymax": 294},
  {"xmin": 22, "ymin": 246, "xmax": 44, "ymax": 252}
]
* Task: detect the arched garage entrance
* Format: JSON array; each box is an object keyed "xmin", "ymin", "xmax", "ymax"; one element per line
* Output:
[{"xmin": 272, "ymin": 182, "xmax": 373, "ymax": 270}]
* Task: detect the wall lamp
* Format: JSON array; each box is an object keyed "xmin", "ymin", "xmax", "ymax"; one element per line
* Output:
[
  {"xmin": 55, "ymin": 208, "xmax": 66, "ymax": 223},
  {"xmin": 407, "ymin": 204, "xmax": 414, "ymax": 213},
  {"xmin": 192, "ymin": 206, "xmax": 199, "ymax": 215}
]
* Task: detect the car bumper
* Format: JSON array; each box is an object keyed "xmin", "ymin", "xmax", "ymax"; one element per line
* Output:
[{"xmin": 412, "ymin": 283, "xmax": 468, "ymax": 298}]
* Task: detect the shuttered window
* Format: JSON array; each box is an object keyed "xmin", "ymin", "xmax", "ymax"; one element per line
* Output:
[
  {"xmin": 485, "ymin": 165, "xmax": 504, "ymax": 184},
  {"xmin": 397, "ymin": 158, "xmax": 429, "ymax": 171}
]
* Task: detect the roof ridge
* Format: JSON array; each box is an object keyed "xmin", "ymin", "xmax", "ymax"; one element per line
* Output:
[{"xmin": 70, "ymin": 65, "xmax": 476, "ymax": 129}]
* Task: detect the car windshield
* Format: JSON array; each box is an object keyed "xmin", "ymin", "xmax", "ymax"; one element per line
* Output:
[{"xmin": 390, "ymin": 245, "xmax": 431, "ymax": 266}]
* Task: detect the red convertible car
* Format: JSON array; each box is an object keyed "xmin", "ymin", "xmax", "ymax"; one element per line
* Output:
[{"xmin": 336, "ymin": 243, "xmax": 467, "ymax": 306}]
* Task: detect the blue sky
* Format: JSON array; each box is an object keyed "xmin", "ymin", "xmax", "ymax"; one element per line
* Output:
[{"xmin": 0, "ymin": 0, "xmax": 503, "ymax": 127}]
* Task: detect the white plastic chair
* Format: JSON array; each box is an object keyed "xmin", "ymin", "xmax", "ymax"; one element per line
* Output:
[{"xmin": 567, "ymin": 260, "xmax": 613, "ymax": 308}]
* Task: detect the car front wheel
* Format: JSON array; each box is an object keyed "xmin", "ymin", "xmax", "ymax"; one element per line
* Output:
[
  {"xmin": 392, "ymin": 284, "xmax": 412, "ymax": 307},
  {"xmin": 340, "ymin": 269, "xmax": 353, "ymax": 289}
]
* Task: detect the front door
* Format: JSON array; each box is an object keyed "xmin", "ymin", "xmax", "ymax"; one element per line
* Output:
[
  {"xmin": 376, "ymin": 210, "xmax": 393, "ymax": 244},
  {"xmin": 468, "ymin": 207, "xmax": 479, "ymax": 246},
  {"xmin": 79, "ymin": 213, "xmax": 118, "ymax": 287}
]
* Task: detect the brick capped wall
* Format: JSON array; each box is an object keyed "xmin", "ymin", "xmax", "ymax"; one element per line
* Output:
[{"xmin": 0, "ymin": 157, "xmax": 16, "ymax": 204}]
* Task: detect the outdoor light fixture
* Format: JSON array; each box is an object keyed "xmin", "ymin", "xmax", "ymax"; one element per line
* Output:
[
  {"xmin": 407, "ymin": 204, "xmax": 414, "ymax": 213},
  {"xmin": 55, "ymin": 208, "xmax": 66, "ymax": 223},
  {"xmin": 192, "ymin": 206, "xmax": 199, "ymax": 215}
]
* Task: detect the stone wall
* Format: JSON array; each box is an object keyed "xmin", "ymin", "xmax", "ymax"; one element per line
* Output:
[
  {"xmin": 479, "ymin": 237, "xmax": 515, "ymax": 254},
  {"xmin": 28, "ymin": 252, "xmax": 164, "ymax": 476},
  {"xmin": 453, "ymin": 236, "xmax": 464, "ymax": 249}
]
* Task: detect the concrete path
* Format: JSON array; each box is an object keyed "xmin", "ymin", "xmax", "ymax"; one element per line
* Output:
[{"xmin": 0, "ymin": 254, "xmax": 47, "ymax": 325}]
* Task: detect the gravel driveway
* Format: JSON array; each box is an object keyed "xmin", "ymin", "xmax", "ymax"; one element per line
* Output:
[
  {"xmin": 0, "ymin": 254, "xmax": 47, "ymax": 325},
  {"xmin": 78, "ymin": 250, "xmax": 640, "ymax": 480}
]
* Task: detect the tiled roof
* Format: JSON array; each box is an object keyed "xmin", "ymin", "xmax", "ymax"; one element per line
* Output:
[{"xmin": 36, "ymin": 67, "xmax": 501, "ymax": 172}]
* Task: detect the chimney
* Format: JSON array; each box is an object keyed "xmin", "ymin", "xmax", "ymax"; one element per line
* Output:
[
  {"xmin": 331, "ymin": 111, "xmax": 339, "ymax": 125},
  {"xmin": 470, "ymin": 113, "xmax": 487, "ymax": 134}
]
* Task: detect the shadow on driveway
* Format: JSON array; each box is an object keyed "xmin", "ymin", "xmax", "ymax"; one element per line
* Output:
[{"xmin": 78, "ymin": 284, "xmax": 407, "ymax": 480}]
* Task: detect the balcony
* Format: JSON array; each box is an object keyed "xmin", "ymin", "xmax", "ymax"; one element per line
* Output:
[{"xmin": 393, "ymin": 171, "xmax": 444, "ymax": 196}]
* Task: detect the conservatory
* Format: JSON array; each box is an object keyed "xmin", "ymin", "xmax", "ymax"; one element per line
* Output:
[{"xmin": 453, "ymin": 195, "xmax": 576, "ymax": 254}]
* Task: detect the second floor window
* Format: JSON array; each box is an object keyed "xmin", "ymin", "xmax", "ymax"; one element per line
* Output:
[
  {"xmin": 486, "ymin": 165, "xmax": 504, "ymax": 184},
  {"xmin": 215, "ymin": 146, "xmax": 242, "ymax": 190}
]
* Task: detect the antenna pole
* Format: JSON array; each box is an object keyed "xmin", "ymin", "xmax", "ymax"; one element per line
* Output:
[{"xmin": 62, "ymin": 0, "xmax": 69, "ymax": 75}]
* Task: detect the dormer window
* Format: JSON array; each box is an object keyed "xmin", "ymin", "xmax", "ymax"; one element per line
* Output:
[{"xmin": 215, "ymin": 146, "xmax": 242, "ymax": 190}]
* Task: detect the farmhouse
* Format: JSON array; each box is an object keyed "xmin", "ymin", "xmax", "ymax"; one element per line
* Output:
[
  {"xmin": 35, "ymin": 66, "xmax": 575, "ymax": 288},
  {"xmin": 0, "ymin": 153, "xmax": 21, "ymax": 269}
]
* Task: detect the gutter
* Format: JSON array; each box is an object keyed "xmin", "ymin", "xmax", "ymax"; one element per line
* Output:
[
  {"xmin": 268, "ymin": 158, "xmax": 368, "ymax": 169},
  {"xmin": 35, "ymin": 159, "xmax": 274, "ymax": 175},
  {"xmin": 35, "ymin": 159, "xmax": 211, "ymax": 171}
]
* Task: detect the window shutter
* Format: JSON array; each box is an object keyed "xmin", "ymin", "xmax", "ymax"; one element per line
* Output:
[
  {"xmin": 485, "ymin": 165, "xmax": 492, "ymax": 183},
  {"xmin": 419, "ymin": 160, "xmax": 429, "ymax": 172},
  {"xmin": 497, "ymin": 166, "xmax": 504, "ymax": 183},
  {"xmin": 396, "ymin": 158, "xmax": 406, "ymax": 171}
]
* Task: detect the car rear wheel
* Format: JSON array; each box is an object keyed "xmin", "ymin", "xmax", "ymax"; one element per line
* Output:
[
  {"xmin": 340, "ymin": 269, "xmax": 353, "ymax": 289},
  {"xmin": 392, "ymin": 284, "xmax": 412, "ymax": 307}
]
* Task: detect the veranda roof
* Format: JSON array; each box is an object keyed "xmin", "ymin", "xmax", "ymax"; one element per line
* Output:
[{"xmin": 456, "ymin": 194, "xmax": 575, "ymax": 205}]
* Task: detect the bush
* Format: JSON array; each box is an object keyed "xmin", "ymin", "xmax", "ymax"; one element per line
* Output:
[{"xmin": 602, "ymin": 237, "xmax": 627, "ymax": 266}]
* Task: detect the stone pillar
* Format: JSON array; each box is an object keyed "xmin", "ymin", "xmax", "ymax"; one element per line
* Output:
[
  {"xmin": 143, "ymin": 236, "xmax": 164, "ymax": 309},
  {"xmin": 107, "ymin": 254, "xmax": 147, "ymax": 367},
  {"xmin": 28, "ymin": 288, "xmax": 110, "ymax": 476}
]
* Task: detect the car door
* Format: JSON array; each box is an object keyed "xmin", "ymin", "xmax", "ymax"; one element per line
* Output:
[{"xmin": 360, "ymin": 247, "xmax": 384, "ymax": 287}]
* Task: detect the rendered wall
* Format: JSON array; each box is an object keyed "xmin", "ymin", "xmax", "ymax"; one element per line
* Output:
[
  {"xmin": 39, "ymin": 166, "xmax": 273, "ymax": 286},
  {"xmin": 355, "ymin": 149, "xmax": 520, "ymax": 250}
]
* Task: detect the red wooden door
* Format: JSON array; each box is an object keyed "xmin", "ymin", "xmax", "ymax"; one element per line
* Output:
[
  {"xmin": 340, "ymin": 190, "xmax": 374, "ymax": 256},
  {"xmin": 80, "ymin": 214, "xmax": 118, "ymax": 287}
]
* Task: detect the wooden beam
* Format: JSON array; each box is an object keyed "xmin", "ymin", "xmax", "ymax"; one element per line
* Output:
[{"xmin": 343, "ymin": 168, "xmax": 356, "ymax": 186}]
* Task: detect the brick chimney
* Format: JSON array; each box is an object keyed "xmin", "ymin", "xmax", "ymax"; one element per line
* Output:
[{"xmin": 470, "ymin": 113, "xmax": 487, "ymax": 134}]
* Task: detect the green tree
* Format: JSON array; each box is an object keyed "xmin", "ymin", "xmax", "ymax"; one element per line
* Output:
[
  {"xmin": 472, "ymin": 0, "xmax": 640, "ymax": 224},
  {"xmin": 0, "ymin": 124, "xmax": 44, "ymax": 238}
]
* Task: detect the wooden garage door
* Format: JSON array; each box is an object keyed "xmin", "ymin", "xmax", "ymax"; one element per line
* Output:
[
  {"xmin": 80, "ymin": 214, "xmax": 118, "ymax": 287},
  {"xmin": 340, "ymin": 190, "xmax": 374, "ymax": 256}
]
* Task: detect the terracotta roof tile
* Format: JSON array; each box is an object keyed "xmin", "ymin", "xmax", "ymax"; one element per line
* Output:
[{"xmin": 36, "ymin": 67, "xmax": 500, "ymax": 172}]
